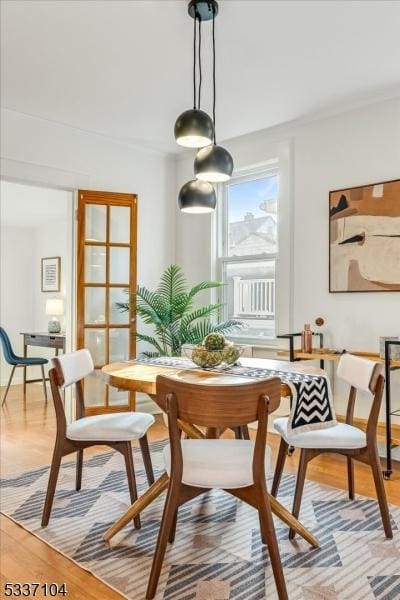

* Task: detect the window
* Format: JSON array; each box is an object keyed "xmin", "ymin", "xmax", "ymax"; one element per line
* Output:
[{"xmin": 217, "ymin": 164, "xmax": 279, "ymax": 343}]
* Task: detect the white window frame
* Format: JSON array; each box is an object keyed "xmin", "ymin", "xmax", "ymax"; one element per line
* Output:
[{"xmin": 214, "ymin": 153, "xmax": 292, "ymax": 347}]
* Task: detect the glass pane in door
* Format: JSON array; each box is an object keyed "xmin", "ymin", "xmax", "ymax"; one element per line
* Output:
[
  {"xmin": 109, "ymin": 328, "xmax": 129, "ymax": 362},
  {"xmin": 109, "ymin": 386, "xmax": 129, "ymax": 406},
  {"xmin": 85, "ymin": 287, "xmax": 106, "ymax": 324},
  {"xmin": 110, "ymin": 206, "xmax": 131, "ymax": 243},
  {"xmin": 84, "ymin": 328, "xmax": 106, "ymax": 365},
  {"xmin": 109, "ymin": 247, "xmax": 130, "ymax": 283},
  {"xmin": 85, "ymin": 204, "xmax": 107, "ymax": 242},
  {"xmin": 109, "ymin": 288, "xmax": 130, "ymax": 324},
  {"xmin": 84, "ymin": 371, "xmax": 106, "ymax": 406},
  {"xmin": 85, "ymin": 246, "xmax": 106, "ymax": 283}
]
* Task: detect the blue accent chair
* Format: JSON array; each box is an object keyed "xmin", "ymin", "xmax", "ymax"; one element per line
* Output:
[{"xmin": 0, "ymin": 327, "xmax": 48, "ymax": 405}]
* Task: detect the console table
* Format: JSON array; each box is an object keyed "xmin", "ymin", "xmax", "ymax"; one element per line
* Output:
[{"xmin": 20, "ymin": 332, "xmax": 66, "ymax": 394}]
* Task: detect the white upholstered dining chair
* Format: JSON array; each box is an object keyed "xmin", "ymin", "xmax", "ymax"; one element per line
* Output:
[
  {"xmin": 146, "ymin": 374, "xmax": 288, "ymax": 600},
  {"xmin": 271, "ymin": 353, "xmax": 392, "ymax": 539},
  {"xmin": 41, "ymin": 349, "xmax": 155, "ymax": 527}
]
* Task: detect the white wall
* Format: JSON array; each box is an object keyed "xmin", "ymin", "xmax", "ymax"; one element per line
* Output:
[
  {"xmin": 175, "ymin": 97, "xmax": 400, "ymax": 419},
  {"xmin": 0, "ymin": 226, "xmax": 35, "ymax": 383},
  {"xmin": 1, "ymin": 108, "xmax": 177, "ymax": 292}
]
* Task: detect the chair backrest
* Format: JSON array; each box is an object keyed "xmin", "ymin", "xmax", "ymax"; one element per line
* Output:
[
  {"xmin": 156, "ymin": 374, "xmax": 281, "ymax": 489},
  {"xmin": 49, "ymin": 349, "xmax": 94, "ymax": 437},
  {"xmin": 0, "ymin": 327, "xmax": 17, "ymax": 364},
  {"xmin": 156, "ymin": 374, "xmax": 281, "ymax": 429},
  {"xmin": 337, "ymin": 353, "xmax": 382, "ymax": 393},
  {"xmin": 337, "ymin": 353, "xmax": 385, "ymax": 442},
  {"xmin": 51, "ymin": 349, "xmax": 94, "ymax": 388}
]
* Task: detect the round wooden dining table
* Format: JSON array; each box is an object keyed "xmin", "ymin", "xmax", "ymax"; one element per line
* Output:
[{"xmin": 101, "ymin": 357, "xmax": 322, "ymax": 547}]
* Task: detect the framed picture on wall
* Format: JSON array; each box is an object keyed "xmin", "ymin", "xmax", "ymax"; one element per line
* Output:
[
  {"xmin": 329, "ymin": 179, "xmax": 400, "ymax": 292},
  {"xmin": 41, "ymin": 256, "xmax": 61, "ymax": 292}
]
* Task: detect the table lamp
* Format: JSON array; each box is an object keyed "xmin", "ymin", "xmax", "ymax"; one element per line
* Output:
[{"xmin": 46, "ymin": 298, "xmax": 64, "ymax": 333}]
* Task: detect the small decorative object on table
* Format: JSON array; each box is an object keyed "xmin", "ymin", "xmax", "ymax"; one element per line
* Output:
[
  {"xmin": 46, "ymin": 298, "xmax": 64, "ymax": 333},
  {"xmin": 301, "ymin": 324, "xmax": 313, "ymax": 353},
  {"xmin": 187, "ymin": 333, "xmax": 244, "ymax": 369}
]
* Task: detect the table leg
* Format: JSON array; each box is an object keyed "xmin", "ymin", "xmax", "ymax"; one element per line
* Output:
[
  {"xmin": 103, "ymin": 472, "xmax": 169, "ymax": 543},
  {"xmin": 269, "ymin": 495, "xmax": 319, "ymax": 548},
  {"xmin": 178, "ymin": 420, "xmax": 205, "ymax": 439}
]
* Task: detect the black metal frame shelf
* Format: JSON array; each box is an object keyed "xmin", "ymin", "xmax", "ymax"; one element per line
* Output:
[
  {"xmin": 383, "ymin": 339, "xmax": 400, "ymax": 480},
  {"xmin": 277, "ymin": 332, "xmax": 324, "ymax": 368}
]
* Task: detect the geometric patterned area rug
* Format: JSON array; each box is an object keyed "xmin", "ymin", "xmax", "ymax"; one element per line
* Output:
[{"xmin": 1, "ymin": 440, "xmax": 399, "ymax": 600}]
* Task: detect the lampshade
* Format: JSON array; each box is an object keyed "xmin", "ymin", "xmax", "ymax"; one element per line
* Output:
[
  {"xmin": 194, "ymin": 144, "xmax": 234, "ymax": 182},
  {"xmin": 178, "ymin": 179, "xmax": 216, "ymax": 213},
  {"xmin": 46, "ymin": 298, "xmax": 64, "ymax": 316},
  {"xmin": 174, "ymin": 109, "xmax": 214, "ymax": 148}
]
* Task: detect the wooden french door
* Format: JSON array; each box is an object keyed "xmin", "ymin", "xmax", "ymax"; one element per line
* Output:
[{"xmin": 77, "ymin": 190, "xmax": 137, "ymax": 414}]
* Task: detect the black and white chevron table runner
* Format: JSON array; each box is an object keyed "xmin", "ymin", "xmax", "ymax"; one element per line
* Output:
[{"xmin": 135, "ymin": 356, "xmax": 337, "ymax": 434}]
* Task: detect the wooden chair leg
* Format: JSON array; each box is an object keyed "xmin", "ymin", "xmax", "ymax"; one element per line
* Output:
[
  {"xmin": 41, "ymin": 446, "xmax": 63, "ymax": 526},
  {"xmin": 146, "ymin": 484, "xmax": 180, "ymax": 599},
  {"xmin": 289, "ymin": 448, "xmax": 308, "ymax": 539},
  {"xmin": 233, "ymin": 427, "xmax": 242, "ymax": 439},
  {"xmin": 369, "ymin": 451, "xmax": 393, "ymax": 539},
  {"xmin": 40, "ymin": 365, "xmax": 48, "ymax": 402},
  {"xmin": 258, "ymin": 489, "xmax": 288, "ymax": 600},
  {"xmin": 76, "ymin": 449, "xmax": 83, "ymax": 491},
  {"xmin": 347, "ymin": 456, "xmax": 354, "ymax": 500},
  {"xmin": 139, "ymin": 435, "xmax": 155, "ymax": 485},
  {"xmin": 168, "ymin": 508, "xmax": 178, "ymax": 544},
  {"xmin": 121, "ymin": 443, "xmax": 141, "ymax": 530},
  {"xmin": 2, "ymin": 365, "xmax": 16, "ymax": 406},
  {"xmin": 241, "ymin": 425, "xmax": 250, "ymax": 440},
  {"xmin": 271, "ymin": 438, "xmax": 289, "ymax": 497}
]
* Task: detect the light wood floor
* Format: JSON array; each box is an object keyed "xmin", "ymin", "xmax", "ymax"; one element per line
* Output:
[{"xmin": 1, "ymin": 384, "xmax": 399, "ymax": 599}]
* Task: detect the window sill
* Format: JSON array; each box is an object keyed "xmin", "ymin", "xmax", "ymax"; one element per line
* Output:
[{"xmin": 228, "ymin": 335, "xmax": 285, "ymax": 350}]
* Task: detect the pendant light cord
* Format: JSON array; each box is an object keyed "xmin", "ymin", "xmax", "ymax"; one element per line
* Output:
[
  {"xmin": 198, "ymin": 17, "xmax": 202, "ymax": 109},
  {"xmin": 212, "ymin": 9, "xmax": 216, "ymax": 144},
  {"xmin": 193, "ymin": 14, "xmax": 197, "ymax": 109}
]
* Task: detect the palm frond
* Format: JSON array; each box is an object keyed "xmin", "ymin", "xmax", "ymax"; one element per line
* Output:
[
  {"xmin": 157, "ymin": 265, "xmax": 187, "ymax": 302},
  {"xmin": 141, "ymin": 350, "xmax": 161, "ymax": 359},
  {"xmin": 188, "ymin": 280, "xmax": 225, "ymax": 299},
  {"xmin": 115, "ymin": 302, "xmax": 130, "ymax": 313},
  {"xmin": 180, "ymin": 304, "xmax": 222, "ymax": 335},
  {"xmin": 212, "ymin": 319, "xmax": 243, "ymax": 333}
]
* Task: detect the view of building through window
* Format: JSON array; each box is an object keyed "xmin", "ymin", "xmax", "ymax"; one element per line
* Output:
[{"xmin": 221, "ymin": 172, "xmax": 278, "ymax": 341}]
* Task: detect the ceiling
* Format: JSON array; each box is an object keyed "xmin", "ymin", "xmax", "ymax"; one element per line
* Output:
[
  {"xmin": 1, "ymin": 0, "xmax": 400, "ymax": 154},
  {"xmin": 0, "ymin": 181, "xmax": 70, "ymax": 227}
]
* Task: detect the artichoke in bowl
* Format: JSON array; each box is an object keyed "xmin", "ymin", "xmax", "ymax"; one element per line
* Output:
[
  {"xmin": 191, "ymin": 345, "xmax": 222, "ymax": 368},
  {"xmin": 204, "ymin": 332, "xmax": 226, "ymax": 351}
]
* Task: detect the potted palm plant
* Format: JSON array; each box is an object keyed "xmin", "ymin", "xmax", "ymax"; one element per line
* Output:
[{"xmin": 116, "ymin": 265, "xmax": 242, "ymax": 357}]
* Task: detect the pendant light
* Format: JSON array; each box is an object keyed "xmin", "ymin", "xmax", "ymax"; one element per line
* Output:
[
  {"xmin": 174, "ymin": 5, "xmax": 214, "ymax": 148},
  {"xmin": 178, "ymin": 179, "xmax": 216, "ymax": 214},
  {"xmin": 194, "ymin": 7, "xmax": 233, "ymax": 182}
]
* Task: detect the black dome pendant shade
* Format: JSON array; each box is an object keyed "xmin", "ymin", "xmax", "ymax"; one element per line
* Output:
[
  {"xmin": 188, "ymin": 0, "xmax": 218, "ymax": 21},
  {"xmin": 178, "ymin": 180, "xmax": 216, "ymax": 214},
  {"xmin": 194, "ymin": 144, "xmax": 233, "ymax": 182},
  {"xmin": 174, "ymin": 109, "xmax": 214, "ymax": 148}
]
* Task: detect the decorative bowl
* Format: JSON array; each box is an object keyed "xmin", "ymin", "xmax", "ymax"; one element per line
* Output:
[{"xmin": 183, "ymin": 344, "xmax": 245, "ymax": 369}]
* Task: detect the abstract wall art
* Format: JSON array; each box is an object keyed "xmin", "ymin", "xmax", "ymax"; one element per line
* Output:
[{"xmin": 329, "ymin": 179, "xmax": 400, "ymax": 292}]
